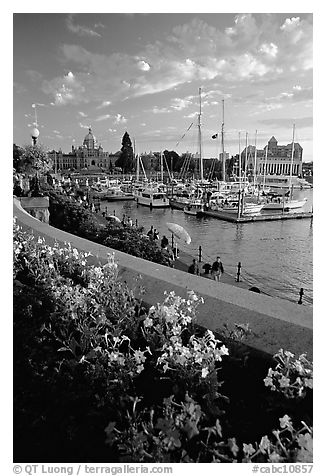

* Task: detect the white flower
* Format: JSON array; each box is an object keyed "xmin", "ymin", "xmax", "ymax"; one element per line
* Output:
[
  {"xmin": 201, "ymin": 367, "xmax": 209, "ymax": 378},
  {"xmin": 279, "ymin": 376, "xmax": 290, "ymax": 388},
  {"xmin": 259, "ymin": 435, "xmax": 271, "ymax": 454},
  {"xmin": 243, "ymin": 443, "xmax": 255, "ymax": 457},
  {"xmin": 279, "ymin": 414, "xmax": 292, "ymax": 429},
  {"xmin": 143, "ymin": 316, "xmax": 153, "ymax": 328}
]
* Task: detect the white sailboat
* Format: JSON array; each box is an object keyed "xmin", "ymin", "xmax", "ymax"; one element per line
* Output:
[
  {"xmin": 183, "ymin": 87, "xmax": 206, "ymax": 216},
  {"xmin": 134, "ymin": 153, "xmax": 170, "ymax": 208},
  {"xmin": 262, "ymin": 124, "xmax": 307, "ymax": 211}
]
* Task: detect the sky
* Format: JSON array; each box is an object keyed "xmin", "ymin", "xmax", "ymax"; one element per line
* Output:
[{"xmin": 13, "ymin": 11, "xmax": 313, "ymax": 160}]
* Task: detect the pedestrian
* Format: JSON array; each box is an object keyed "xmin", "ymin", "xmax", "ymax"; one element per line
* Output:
[
  {"xmin": 202, "ymin": 262, "xmax": 212, "ymax": 277},
  {"xmin": 127, "ymin": 216, "xmax": 133, "ymax": 227},
  {"xmin": 211, "ymin": 256, "xmax": 224, "ymax": 281},
  {"xmin": 153, "ymin": 228, "xmax": 159, "ymax": 241},
  {"xmin": 147, "ymin": 225, "xmax": 154, "ymax": 238},
  {"xmin": 162, "ymin": 244, "xmax": 175, "ymax": 268},
  {"xmin": 161, "ymin": 235, "xmax": 169, "ymax": 248},
  {"xmin": 188, "ymin": 258, "xmax": 199, "ymax": 275}
]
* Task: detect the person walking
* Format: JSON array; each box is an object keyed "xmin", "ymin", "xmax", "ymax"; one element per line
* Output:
[
  {"xmin": 188, "ymin": 258, "xmax": 200, "ymax": 275},
  {"xmin": 153, "ymin": 228, "xmax": 159, "ymax": 241},
  {"xmin": 211, "ymin": 256, "xmax": 224, "ymax": 281}
]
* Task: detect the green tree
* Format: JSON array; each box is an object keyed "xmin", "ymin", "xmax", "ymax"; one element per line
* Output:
[
  {"xmin": 19, "ymin": 143, "xmax": 53, "ymax": 177},
  {"xmin": 115, "ymin": 132, "xmax": 134, "ymax": 173},
  {"xmin": 163, "ymin": 150, "xmax": 180, "ymax": 173},
  {"xmin": 13, "ymin": 144, "xmax": 24, "ymax": 171}
]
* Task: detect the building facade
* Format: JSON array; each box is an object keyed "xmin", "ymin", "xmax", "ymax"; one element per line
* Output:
[
  {"xmin": 49, "ymin": 127, "xmax": 121, "ymax": 172},
  {"xmin": 243, "ymin": 136, "xmax": 303, "ymax": 177}
]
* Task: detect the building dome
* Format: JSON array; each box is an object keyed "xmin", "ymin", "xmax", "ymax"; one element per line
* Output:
[{"xmin": 83, "ymin": 127, "xmax": 97, "ymax": 150}]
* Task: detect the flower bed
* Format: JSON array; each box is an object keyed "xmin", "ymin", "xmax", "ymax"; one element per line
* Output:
[{"xmin": 13, "ymin": 220, "xmax": 312, "ymax": 463}]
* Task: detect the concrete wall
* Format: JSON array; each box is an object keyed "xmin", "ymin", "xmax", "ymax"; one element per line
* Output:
[
  {"xmin": 13, "ymin": 197, "xmax": 312, "ymax": 359},
  {"xmin": 20, "ymin": 196, "xmax": 50, "ymax": 224}
]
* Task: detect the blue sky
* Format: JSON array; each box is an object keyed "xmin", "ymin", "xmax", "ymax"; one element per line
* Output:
[{"xmin": 13, "ymin": 11, "xmax": 313, "ymax": 160}]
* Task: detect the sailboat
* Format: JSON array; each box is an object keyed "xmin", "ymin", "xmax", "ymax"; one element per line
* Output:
[
  {"xmin": 183, "ymin": 87, "xmax": 206, "ymax": 216},
  {"xmin": 134, "ymin": 152, "xmax": 170, "ymax": 208},
  {"xmin": 262, "ymin": 124, "xmax": 307, "ymax": 211}
]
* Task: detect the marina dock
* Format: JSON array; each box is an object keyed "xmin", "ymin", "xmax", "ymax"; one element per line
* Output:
[{"xmin": 201, "ymin": 210, "xmax": 313, "ymax": 223}]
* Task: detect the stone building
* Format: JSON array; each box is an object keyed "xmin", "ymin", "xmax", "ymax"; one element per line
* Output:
[
  {"xmin": 243, "ymin": 136, "xmax": 303, "ymax": 176},
  {"xmin": 48, "ymin": 127, "xmax": 121, "ymax": 172}
]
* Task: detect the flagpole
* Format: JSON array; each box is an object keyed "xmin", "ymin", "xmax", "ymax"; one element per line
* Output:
[{"xmin": 221, "ymin": 99, "xmax": 225, "ymax": 182}]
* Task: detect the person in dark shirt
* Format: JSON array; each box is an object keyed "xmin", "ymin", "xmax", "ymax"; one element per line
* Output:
[
  {"xmin": 153, "ymin": 229, "xmax": 159, "ymax": 241},
  {"xmin": 188, "ymin": 258, "xmax": 199, "ymax": 275},
  {"xmin": 211, "ymin": 256, "xmax": 224, "ymax": 281},
  {"xmin": 202, "ymin": 262, "xmax": 212, "ymax": 277},
  {"xmin": 147, "ymin": 226, "xmax": 154, "ymax": 238},
  {"xmin": 161, "ymin": 235, "xmax": 169, "ymax": 248}
]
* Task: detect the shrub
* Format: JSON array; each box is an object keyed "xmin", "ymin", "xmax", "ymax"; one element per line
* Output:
[
  {"xmin": 13, "ymin": 221, "xmax": 312, "ymax": 463},
  {"xmin": 45, "ymin": 188, "xmax": 169, "ymax": 265}
]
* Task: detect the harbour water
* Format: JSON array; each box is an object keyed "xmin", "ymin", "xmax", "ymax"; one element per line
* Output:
[{"xmin": 101, "ymin": 189, "xmax": 313, "ymax": 306}]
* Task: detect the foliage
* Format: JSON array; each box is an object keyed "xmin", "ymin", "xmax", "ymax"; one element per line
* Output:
[
  {"xmin": 46, "ymin": 188, "xmax": 168, "ymax": 265},
  {"xmin": 115, "ymin": 132, "xmax": 134, "ymax": 172},
  {"xmin": 13, "ymin": 222, "xmax": 313, "ymax": 463},
  {"xmin": 163, "ymin": 150, "xmax": 181, "ymax": 173},
  {"xmin": 13, "ymin": 143, "xmax": 24, "ymax": 171},
  {"xmin": 264, "ymin": 349, "xmax": 313, "ymax": 399},
  {"xmin": 15, "ymin": 143, "xmax": 53, "ymax": 176}
]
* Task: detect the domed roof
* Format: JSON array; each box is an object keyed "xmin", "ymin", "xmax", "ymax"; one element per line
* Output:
[{"xmin": 83, "ymin": 127, "xmax": 97, "ymax": 149}]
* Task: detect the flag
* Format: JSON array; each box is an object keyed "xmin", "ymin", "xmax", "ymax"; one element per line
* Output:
[{"xmin": 212, "ymin": 133, "xmax": 218, "ymax": 139}]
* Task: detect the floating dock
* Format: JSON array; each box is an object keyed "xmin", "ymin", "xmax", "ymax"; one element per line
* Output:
[{"xmin": 201, "ymin": 210, "xmax": 313, "ymax": 223}]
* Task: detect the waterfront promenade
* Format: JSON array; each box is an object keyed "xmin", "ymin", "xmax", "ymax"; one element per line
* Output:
[{"xmin": 14, "ymin": 197, "xmax": 312, "ymax": 359}]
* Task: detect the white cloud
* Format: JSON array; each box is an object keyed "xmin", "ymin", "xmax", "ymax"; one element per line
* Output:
[
  {"xmin": 48, "ymin": 14, "xmax": 311, "ymax": 106},
  {"xmin": 42, "ymin": 71, "xmax": 86, "ymax": 106},
  {"xmin": 79, "ymin": 123, "xmax": 89, "ymax": 129},
  {"xmin": 152, "ymin": 106, "xmax": 170, "ymax": 114},
  {"xmin": 78, "ymin": 111, "xmax": 87, "ymax": 117},
  {"xmin": 97, "ymin": 100, "xmax": 112, "ymax": 109},
  {"xmin": 280, "ymin": 17, "xmax": 301, "ymax": 32},
  {"xmin": 137, "ymin": 60, "xmax": 151, "ymax": 71},
  {"xmin": 114, "ymin": 114, "xmax": 127, "ymax": 124},
  {"xmin": 95, "ymin": 114, "xmax": 111, "ymax": 122},
  {"xmin": 260, "ymin": 42, "xmax": 278, "ymax": 58},
  {"xmin": 171, "ymin": 97, "xmax": 192, "ymax": 110},
  {"xmin": 66, "ymin": 14, "xmax": 101, "ymax": 38}
]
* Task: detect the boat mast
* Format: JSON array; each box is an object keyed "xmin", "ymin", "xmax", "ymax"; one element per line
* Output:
[
  {"xmin": 238, "ymin": 131, "xmax": 241, "ymax": 189},
  {"xmin": 134, "ymin": 138, "xmax": 139, "ymax": 182},
  {"xmin": 263, "ymin": 140, "xmax": 268, "ymax": 191},
  {"xmin": 244, "ymin": 131, "xmax": 248, "ymax": 184},
  {"xmin": 221, "ymin": 99, "xmax": 225, "ymax": 182},
  {"xmin": 198, "ymin": 87, "xmax": 203, "ymax": 181},
  {"xmin": 289, "ymin": 123, "xmax": 295, "ymax": 193},
  {"xmin": 160, "ymin": 151, "xmax": 164, "ymax": 183},
  {"xmin": 253, "ymin": 130, "xmax": 257, "ymax": 189}
]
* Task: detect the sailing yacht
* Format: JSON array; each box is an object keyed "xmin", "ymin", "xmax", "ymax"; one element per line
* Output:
[{"xmin": 133, "ymin": 153, "xmax": 170, "ymax": 208}]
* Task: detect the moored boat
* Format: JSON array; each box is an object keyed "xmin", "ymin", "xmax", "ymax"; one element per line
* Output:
[{"xmin": 134, "ymin": 185, "xmax": 170, "ymax": 208}]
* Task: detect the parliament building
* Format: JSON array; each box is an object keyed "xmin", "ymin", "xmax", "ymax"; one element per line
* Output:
[{"xmin": 48, "ymin": 127, "xmax": 121, "ymax": 172}]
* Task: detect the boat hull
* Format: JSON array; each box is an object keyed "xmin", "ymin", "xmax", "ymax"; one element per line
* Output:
[
  {"xmin": 262, "ymin": 198, "xmax": 307, "ymax": 211},
  {"xmin": 136, "ymin": 197, "xmax": 170, "ymax": 208}
]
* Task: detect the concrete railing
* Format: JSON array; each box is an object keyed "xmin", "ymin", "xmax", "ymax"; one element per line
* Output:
[{"xmin": 13, "ymin": 197, "xmax": 312, "ymax": 359}]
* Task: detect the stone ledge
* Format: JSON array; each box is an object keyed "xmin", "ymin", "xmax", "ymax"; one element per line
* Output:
[
  {"xmin": 20, "ymin": 196, "xmax": 49, "ymax": 208},
  {"xmin": 13, "ymin": 197, "xmax": 312, "ymax": 359}
]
